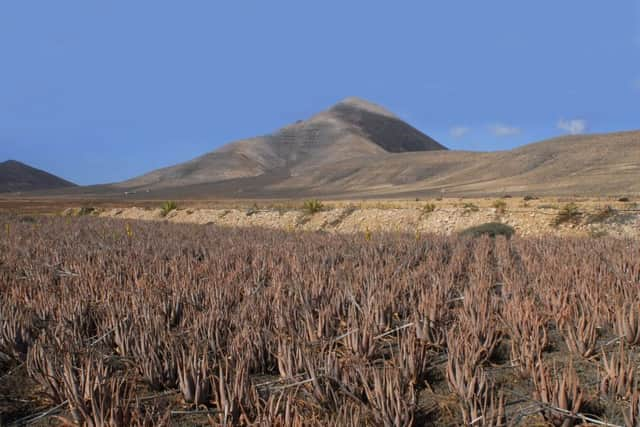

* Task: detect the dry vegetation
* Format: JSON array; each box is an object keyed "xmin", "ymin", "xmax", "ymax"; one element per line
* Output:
[{"xmin": 1, "ymin": 215, "xmax": 640, "ymax": 426}]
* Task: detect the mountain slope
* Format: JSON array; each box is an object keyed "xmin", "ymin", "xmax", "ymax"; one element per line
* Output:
[
  {"xmin": 0, "ymin": 160, "xmax": 76, "ymax": 193},
  {"xmin": 119, "ymin": 97, "xmax": 446, "ymax": 190},
  {"xmin": 270, "ymin": 130, "xmax": 640, "ymax": 197},
  {"xmin": 117, "ymin": 129, "xmax": 639, "ymax": 199},
  {"xmin": 21, "ymin": 98, "xmax": 639, "ymax": 199}
]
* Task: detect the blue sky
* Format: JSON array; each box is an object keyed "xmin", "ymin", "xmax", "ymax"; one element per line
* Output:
[{"xmin": 1, "ymin": 1, "xmax": 639, "ymax": 185}]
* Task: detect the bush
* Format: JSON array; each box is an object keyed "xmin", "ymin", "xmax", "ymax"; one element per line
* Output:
[
  {"xmin": 303, "ymin": 199, "xmax": 324, "ymax": 215},
  {"xmin": 422, "ymin": 203, "xmax": 436, "ymax": 214},
  {"xmin": 618, "ymin": 197, "xmax": 630, "ymax": 202},
  {"xmin": 462, "ymin": 202, "xmax": 479, "ymax": 213},
  {"xmin": 553, "ymin": 203, "xmax": 581, "ymax": 226},
  {"xmin": 160, "ymin": 201, "xmax": 178, "ymax": 217},
  {"xmin": 78, "ymin": 207, "xmax": 95, "ymax": 216},
  {"xmin": 460, "ymin": 222, "xmax": 515, "ymax": 238},
  {"xmin": 523, "ymin": 195, "xmax": 537, "ymax": 201},
  {"xmin": 492, "ymin": 200, "xmax": 507, "ymax": 214}
]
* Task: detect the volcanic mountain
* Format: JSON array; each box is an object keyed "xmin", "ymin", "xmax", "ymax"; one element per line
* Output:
[
  {"xmin": 119, "ymin": 97, "xmax": 446, "ymax": 191},
  {"xmin": 0, "ymin": 160, "xmax": 76, "ymax": 193}
]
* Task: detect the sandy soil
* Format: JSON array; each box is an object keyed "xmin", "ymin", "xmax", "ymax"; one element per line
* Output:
[{"xmin": 50, "ymin": 197, "xmax": 640, "ymax": 238}]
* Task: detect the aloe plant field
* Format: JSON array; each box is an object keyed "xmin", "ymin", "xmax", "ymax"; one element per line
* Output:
[{"xmin": 1, "ymin": 215, "xmax": 640, "ymax": 426}]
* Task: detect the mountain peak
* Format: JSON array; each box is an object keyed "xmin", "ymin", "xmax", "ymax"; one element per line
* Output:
[
  {"xmin": 1, "ymin": 159, "xmax": 22, "ymax": 166},
  {"xmin": 332, "ymin": 97, "xmax": 397, "ymax": 118}
]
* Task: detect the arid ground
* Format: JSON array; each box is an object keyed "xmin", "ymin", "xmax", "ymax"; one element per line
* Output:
[
  {"xmin": 1, "ymin": 196, "xmax": 640, "ymax": 426},
  {"xmin": 1, "ymin": 195, "xmax": 638, "ymax": 238}
]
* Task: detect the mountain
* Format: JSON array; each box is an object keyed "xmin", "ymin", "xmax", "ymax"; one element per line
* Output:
[
  {"xmin": 16, "ymin": 98, "xmax": 640, "ymax": 199},
  {"xmin": 119, "ymin": 97, "xmax": 446, "ymax": 190},
  {"xmin": 0, "ymin": 160, "xmax": 76, "ymax": 193},
  {"xmin": 118, "ymin": 128, "xmax": 639, "ymax": 199},
  {"xmin": 280, "ymin": 129, "xmax": 640, "ymax": 197}
]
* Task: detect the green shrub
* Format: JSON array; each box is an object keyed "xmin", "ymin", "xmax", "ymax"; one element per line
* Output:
[
  {"xmin": 523, "ymin": 195, "xmax": 536, "ymax": 201},
  {"xmin": 422, "ymin": 203, "xmax": 436, "ymax": 214},
  {"xmin": 553, "ymin": 203, "xmax": 581, "ymax": 226},
  {"xmin": 491, "ymin": 200, "xmax": 507, "ymax": 214},
  {"xmin": 460, "ymin": 222, "xmax": 515, "ymax": 238},
  {"xmin": 462, "ymin": 202, "xmax": 479, "ymax": 213},
  {"xmin": 160, "ymin": 201, "xmax": 178, "ymax": 217},
  {"xmin": 78, "ymin": 207, "xmax": 95, "ymax": 216},
  {"xmin": 303, "ymin": 199, "xmax": 324, "ymax": 215}
]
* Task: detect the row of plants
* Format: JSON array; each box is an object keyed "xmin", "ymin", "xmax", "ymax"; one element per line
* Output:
[{"xmin": 1, "ymin": 216, "xmax": 640, "ymax": 425}]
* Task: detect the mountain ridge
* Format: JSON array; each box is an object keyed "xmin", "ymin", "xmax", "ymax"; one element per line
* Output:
[
  {"xmin": 115, "ymin": 127, "xmax": 639, "ymax": 199},
  {"xmin": 5, "ymin": 98, "xmax": 639, "ymax": 199}
]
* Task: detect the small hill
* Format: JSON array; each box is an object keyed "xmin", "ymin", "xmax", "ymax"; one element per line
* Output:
[{"xmin": 0, "ymin": 160, "xmax": 76, "ymax": 193}]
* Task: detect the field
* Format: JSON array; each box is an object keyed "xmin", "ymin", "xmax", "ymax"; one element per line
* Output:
[{"xmin": 2, "ymin": 215, "xmax": 640, "ymax": 426}]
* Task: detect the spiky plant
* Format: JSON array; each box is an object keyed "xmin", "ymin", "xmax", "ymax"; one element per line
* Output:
[
  {"xmin": 160, "ymin": 201, "xmax": 178, "ymax": 217},
  {"xmin": 533, "ymin": 360, "xmax": 583, "ymax": 427},
  {"xmin": 616, "ymin": 302, "xmax": 640, "ymax": 346},
  {"xmin": 303, "ymin": 199, "xmax": 324, "ymax": 215},
  {"xmin": 177, "ymin": 345, "xmax": 212, "ymax": 406},
  {"xmin": 358, "ymin": 366, "xmax": 415, "ymax": 427},
  {"xmin": 562, "ymin": 306, "xmax": 598, "ymax": 358},
  {"xmin": 600, "ymin": 342, "xmax": 635, "ymax": 400}
]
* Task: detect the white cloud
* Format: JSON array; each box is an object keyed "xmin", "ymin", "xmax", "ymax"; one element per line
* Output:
[
  {"xmin": 450, "ymin": 126, "xmax": 470, "ymax": 138},
  {"xmin": 557, "ymin": 118, "xmax": 587, "ymax": 135},
  {"xmin": 489, "ymin": 124, "xmax": 521, "ymax": 137}
]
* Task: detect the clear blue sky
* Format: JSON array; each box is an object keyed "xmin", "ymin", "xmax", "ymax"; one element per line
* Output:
[{"xmin": 1, "ymin": 1, "xmax": 639, "ymax": 185}]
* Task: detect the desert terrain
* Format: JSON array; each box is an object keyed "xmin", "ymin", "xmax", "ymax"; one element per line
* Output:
[
  {"xmin": 2, "ymin": 101, "xmax": 640, "ymax": 426},
  {"xmin": 4, "ymin": 1, "xmax": 640, "ymax": 425}
]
